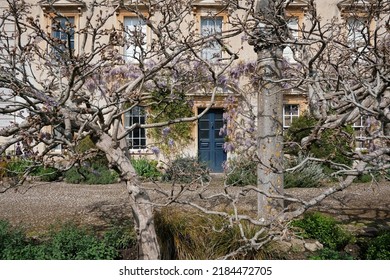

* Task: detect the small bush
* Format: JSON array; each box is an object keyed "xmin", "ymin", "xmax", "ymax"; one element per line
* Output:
[
  {"xmin": 365, "ymin": 231, "xmax": 390, "ymax": 260},
  {"xmin": 46, "ymin": 224, "xmax": 117, "ymax": 260},
  {"xmin": 285, "ymin": 113, "xmax": 354, "ymax": 166},
  {"xmin": 0, "ymin": 220, "xmax": 28, "ymax": 259},
  {"xmin": 225, "ymin": 158, "xmax": 256, "ymax": 186},
  {"xmin": 6, "ymin": 159, "xmax": 31, "ymax": 177},
  {"xmin": 5, "ymin": 159, "xmax": 61, "ymax": 182},
  {"xmin": 291, "ymin": 212, "xmax": 351, "ymax": 250},
  {"xmin": 32, "ymin": 166, "xmax": 61, "ymax": 182},
  {"xmin": 64, "ymin": 161, "xmax": 118, "ymax": 185},
  {"xmin": 103, "ymin": 223, "xmax": 137, "ymax": 250},
  {"xmin": 309, "ymin": 248, "xmax": 354, "ymax": 260},
  {"xmin": 131, "ymin": 158, "xmax": 161, "ymax": 180},
  {"xmin": 0, "ymin": 221, "xmax": 136, "ymax": 260},
  {"xmin": 75, "ymin": 135, "xmax": 97, "ymax": 153},
  {"xmin": 163, "ymin": 156, "xmax": 210, "ymax": 184},
  {"xmin": 284, "ymin": 154, "xmax": 325, "ymax": 188},
  {"xmin": 225, "ymin": 155, "xmax": 324, "ymax": 188}
]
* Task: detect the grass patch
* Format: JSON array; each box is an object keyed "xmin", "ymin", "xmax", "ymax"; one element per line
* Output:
[{"xmin": 155, "ymin": 207, "xmax": 266, "ymax": 260}]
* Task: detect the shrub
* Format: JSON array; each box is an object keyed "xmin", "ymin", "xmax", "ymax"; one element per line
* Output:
[
  {"xmin": 309, "ymin": 248, "xmax": 354, "ymax": 260},
  {"xmin": 46, "ymin": 224, "xmax": 117, "ymax": 260},
  {"xmin": 31, "ymin": 166, "xmax": 61, "ymax": 182},
  {"xmin": 5, "ymin": 159, "xmax": 61, "ymax": 182},
  {"xmin": 0, "ymin": 159, "xmax": 7, "ymax": 179},
  {"xmin": 225, "ymin": 157, "xmax": 257, "ymax": 186},
  {"xmin": 285, "ymin": 113, "xmax": 354, "ymax": 166},
  {"xmin": 365, "ymin": 231, "xmax": 390, "ymax": 260},
  {"xmin": 0, "ymin": 220, "xmax": 27, "ymax": 259},
  {"xmin": 103, "ymin": 223, "xmax": 137, "ymax": 250},
  {"xmin": 6, "ymin": 159, "xmax": 31, "ymax": 177},
  {"xmin": 131, "ymin": 158, "xmax": 161, "ymax": 180},
  {"xmin": 0, "ymin": 221, "xmax": 136, "ymax": 260},
  {"xmin": 225, "ymin": 155, "xmax": 324, "ymax": 188},
  {"xmin": 291, "ymin": 212, "xmax": 351, "ymax": 250},
  {"xmin": 284, "ymin": 154, "xmax": 325, "ymax": 188},
  {"xmin": 64, "ymin": 161, "xmax": 118, "ymax": 185},
  {"xmin": 75, "ymin": 135, "xmax": 97, "ymax": 153},
  {"xmin": 285, "ymin": 112, "xmax": 317, "ymax": 148},
  {"xmin": 163, "ymin": 156, "xmax": 210, "ymax": 184}
]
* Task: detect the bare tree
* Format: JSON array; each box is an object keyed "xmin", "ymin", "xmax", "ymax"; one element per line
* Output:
[
  {"xmin": 0, "ymin": 0, "xmax": 245, "ymax": 259},
  {"xmin": 0, "ymin": 0, "xmax": 389, "ymax": 260}
]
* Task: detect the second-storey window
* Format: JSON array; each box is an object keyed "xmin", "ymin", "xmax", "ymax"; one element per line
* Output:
[
  {"xmin": 124, "ymin": 16, "xmax": 147, "ymax": 62},
  {"xmin": 0, "ymin": 19, "xmax": 16, "ymax": 58},
  {"xmin": 283, "ymin": 17, "xmax": 299, "ymax": 63},
  {"xmin": 52, "ymin": 16, "xmax": 75, "ymax": 53},
  {"xmin": 201, "ymin": 17, "xmax": 223, "ymax": 61},
  {"xmin": 124, "ymin": 106, "xmax": 146, "ymax": 149},
  {"xmin": 347, "ymin": 17, "xmax": 368, "ymax": 49}
]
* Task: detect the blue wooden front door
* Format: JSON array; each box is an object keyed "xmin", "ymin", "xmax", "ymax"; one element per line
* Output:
[{"xmin": 198, "ymin": 109, "xmax": 226, "ymax": 172}]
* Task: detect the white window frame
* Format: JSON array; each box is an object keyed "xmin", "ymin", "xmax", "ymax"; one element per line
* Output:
[
  {"xmin": 123, "ymin": 16, "xmax": 147, "ymax": 62},
  {"xmin": 124, "ymin": 106, "xmax": 147, "ymax": 150},
  {"xmin": 283, "ymin": 17, "xmax": 299, "ymax": 63},
  {"xmin": 347, "ymin": 17, "xmax": 368, "ymax": 49},
  {"xmin": 51, "ymin": 16, "xmax": 76, "ymax": 56},
  {"xmin": 283, "ymin": 104, "xmax": 300, "ymax": 128},
  {"xmin": 352, "ymin": 116, "xmax": 367, "ymax": 150},
  {"xmin": 200, "ymin": 16, "xmax": 223, "ymax": 61}
]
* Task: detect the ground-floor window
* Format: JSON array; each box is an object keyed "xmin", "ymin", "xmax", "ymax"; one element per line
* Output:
[
  {"xmin": 283, "ymin": 104, "xmax": 300, "ymax": 128},
  {"xmin": 352, "ymin": 116, "xmax": 368, "ymax": 150},
  {"xmin": 124, "ymin": 106, "xmax": 146, "ymax": 149}
]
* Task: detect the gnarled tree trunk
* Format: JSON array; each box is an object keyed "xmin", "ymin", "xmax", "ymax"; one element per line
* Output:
[{"xmin": 96, "ymin": 133, "xmax": 160, "ymax": 260}]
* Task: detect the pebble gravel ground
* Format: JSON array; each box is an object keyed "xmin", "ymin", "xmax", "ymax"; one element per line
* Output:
[
  {"xmin": 0, "ymin": 182, "xmax": 132, "ymax": 232},
  {"xmin": 0, "ymin": 179, "xmax": 389, "ymax": 233}
]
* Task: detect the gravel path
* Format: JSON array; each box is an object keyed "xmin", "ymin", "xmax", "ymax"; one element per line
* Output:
[
  {"xmin": 0, "ymin": 179, "xmax": 389, "ymax": 233},
  {"xmin": 0, "ymin": 181, "xmax": 132, "ymax": 232}
]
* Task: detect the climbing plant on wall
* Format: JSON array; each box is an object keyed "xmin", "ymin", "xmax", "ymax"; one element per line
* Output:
[{"xmin": 148, "ymin": 89, "xmax": 194, "ymax": 156}]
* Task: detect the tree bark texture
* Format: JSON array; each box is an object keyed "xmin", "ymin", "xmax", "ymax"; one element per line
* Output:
[
  {"xmin": 256, "ymin": 47, "xmax": 285, "ymax": 221},
  {"xmin": 96, "ymin": 133, "xmax": 161, "ymax": 259}
]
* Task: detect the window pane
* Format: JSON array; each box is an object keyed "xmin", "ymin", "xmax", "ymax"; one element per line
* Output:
[
  {"xmin": 124, "ymin": 106, "xmax": 147, "ymax": 149},
  {"xmin": 52, "ymin": 17, "xmax": 75, "ymax": 50},
  {"xmin": 283, "ymin": 104, "xmax": 299, "ymax": 128},
  {"xmin": 124, "ymin": 17, "xmax": 147, "ymax": 61},
  {"xmin": 200, "ymin": 130, "xmax": 209, "ymax": 139},
  {"xmin": 201, "ymin": 17, "xmax": 222, "ymax": 61},
  {"xmin": 283, "ymin": 17, "xmax": 299, "ymax": 63},
  {"xmin": 347, "ymin": 17, "xmax": 367, "ymax": 48}
]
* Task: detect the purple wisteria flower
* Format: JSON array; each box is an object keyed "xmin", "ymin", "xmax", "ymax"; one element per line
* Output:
[
  {"xmin": 85, "ymin": 79, "xmax": 96, "ymax": 91},
  {"xmin": 219, "ymin": 126, "xmax": 226, "ymax": 136},
  {"xmin": 151, "ymin": 146, "xmax": 160, "ymax": 156},
  {"xmin": 162, "ymin": 127, "xmax": 171, "ymax": 137},
  {"xmin": 223, "ymin": 142, "xmax": 235, "ymax": 152},
  {"xmin": 168, "ymin": 138, "xmax": 174, "ymax": 148}
]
